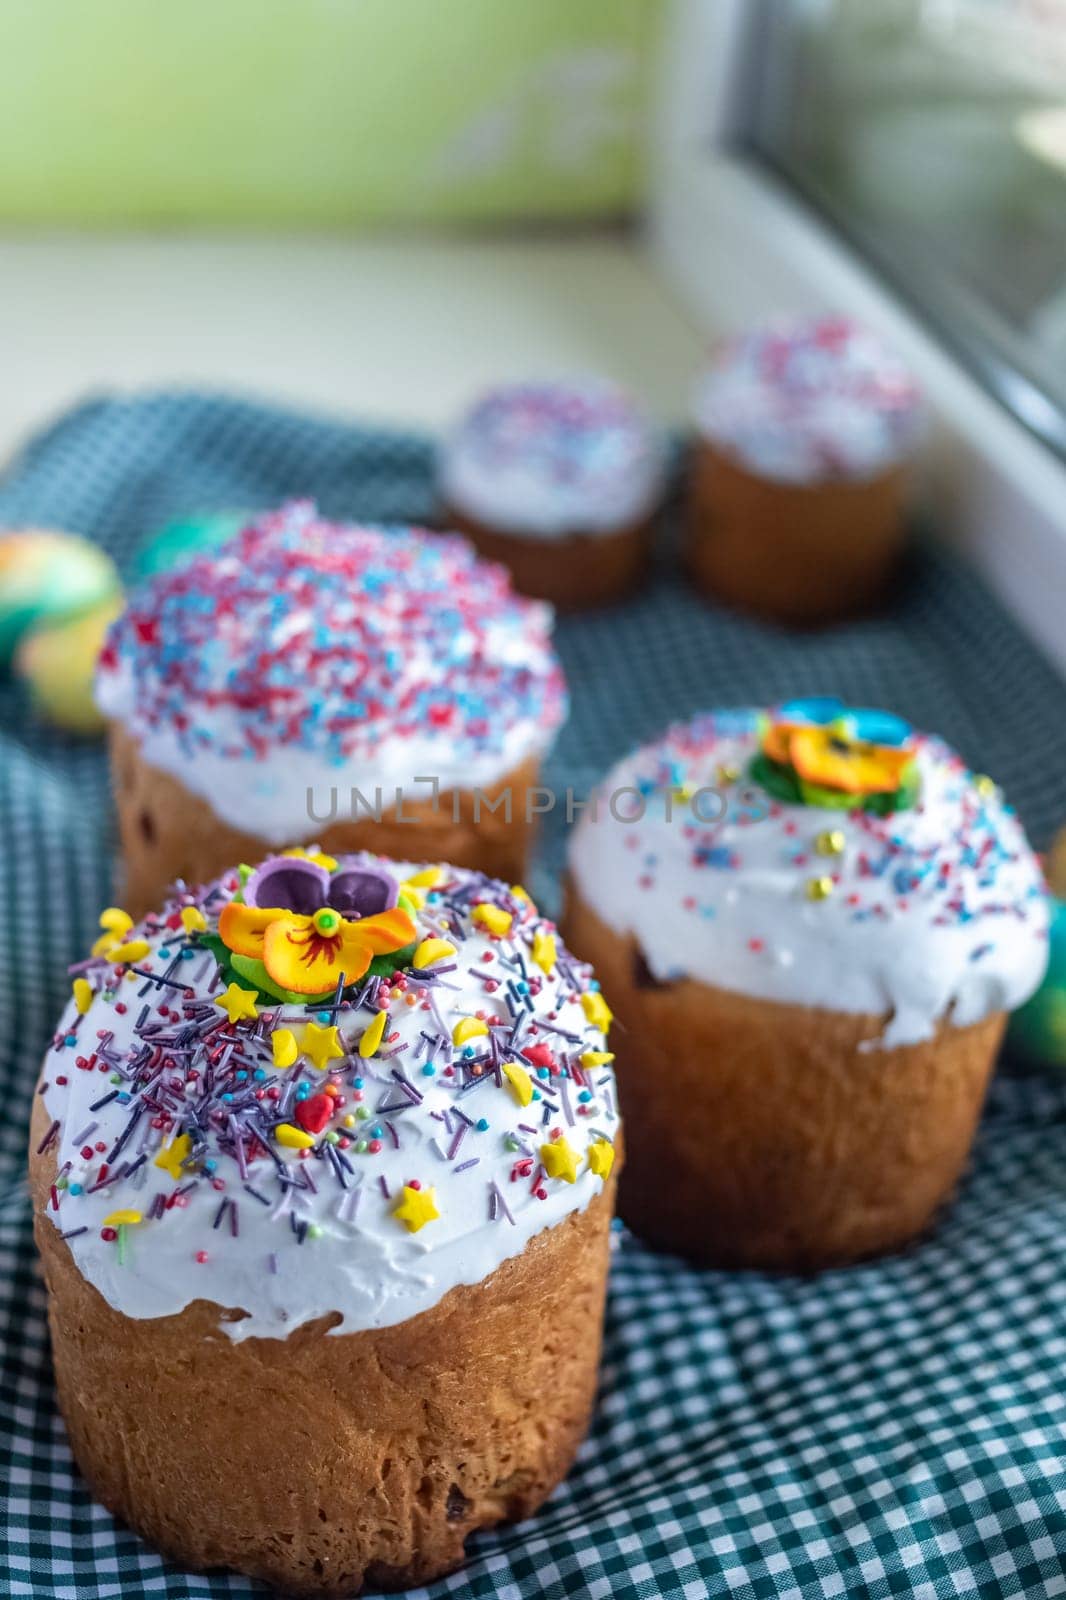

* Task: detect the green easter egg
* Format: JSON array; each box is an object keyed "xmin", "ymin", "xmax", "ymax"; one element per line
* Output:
[
  {"xmin": 0, "ymin": 529, "xmax": 119, "ymax": 668},
  {"xmin": 15, "ymin": 594, "xmax": 124, "ymax": 734},
  {"xmin": 133, "ymin": 510, "xmax": 252, "ymax": 579},
  {"xmin": 1007, "ymin": 897, "xmax": 1066, "ymax": 1068}
]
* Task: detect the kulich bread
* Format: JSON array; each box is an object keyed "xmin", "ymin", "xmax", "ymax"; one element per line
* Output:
[
  {"xmin": 564, "ymin": 891, "xmax": 999, "ymax": 1267},
  {"xmin": 685, "ymin": 317, "xmax": 923, "ymax": 624},
  {"xmin": 686, "ymin": 447, "xmax": 907, "ymax": 625},
  {"xmin": 444, "ymin": 507, "xmax": 653, "ymax": 614},
  {"xmin": 110, "ymin": 725, "xmax": 541, "ymax": 922},
  {"xmin": 565, "ymin": 700, "xmax": 1048, "ymax": 1269},
  {"xmin": 31, "ymin": 854, "xmax": 621, "ymax": 1593},
  {"xmin": 96, "ymin": 502, "xmax": 568, "ymax": 914},
  {"xmin": 439, "ymin": 380, "xmax": 665, "ymax": 610}
]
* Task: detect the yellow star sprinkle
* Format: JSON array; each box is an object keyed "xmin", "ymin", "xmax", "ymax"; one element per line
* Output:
[
  {"xmin": 405, "ymin": 867, "xmax": 444, "ymax": 890},
  {"xmin": 99, "ymin": 906, "xmax": 133, "ymax": 934},
  {"xmin": 106, "ymin": 938, "xmax": 151, "ymax": 966},
  {"xmin": 359, "ymin": 1010, "xmax": 387, "ymax": 1058},
  {"xmin": 453, "ymin": 1016, "xmax": 489, "ymax": 1046},
  {"xmin": 531, "ymin": 930, "xmax": 557, "ymax": 975},
  {"xmin": 180, "ymin": 906, "xmax": 207, "ymax": 933},
  {"xmin": 805, "ymin": 876, "xmax": 835, "ymax": 902},
  {"xmin": 579, "ymin": 1050, "xmax": 615, "ymax": 1069},
  {"xmin": 400, "ymin": 867, "xmax": 443, "ymax": 909},
  {"xmin": 215, "ymin": 982, "xmax": 259, "ymax": 1024},
  {"xmin": 471, "ymin": 903, "xmax": 513, "ymax": 937},
  {"xmin": 302, "ymin": 1022, "xmax": 344, "ymax": 1071},
  {"xmin": 103, "ymin": 1209, "xmax": 142, "ymax": 1227},
  {"xmin": 814, "ymin": 829, "xmax": 846, "ymax": 858},
  {"xmin": 272, "ymin": 1028, "xmax": 298, "ymax": 1068},
  {"xmin": 394, "ymin": 1184, "xmax": 440, "ymax": 1233},
  {"xmin": 72, "ymin": 978, "xmax": 93, "ymax": 1015},
  {"xmin": 275, "ymin": 1122, "xmax": 315, "ymax": 1150},
  {"xmin": 413, "ymin": 937, "xmax": 456, "ymax": 970},
  {"xmin": 283, "ymin": 847, "xmax": 338, "ymax": 871},
  {"xmin": 581, "ymin": 991, "xmax": 613, "ymax": 1033},
  {"xmin": 154, "ymin": 1132, "xmax": 191, "ymax": 1181},
  {"xmin": 587, "ymin": 1140, "xmax": 615, "ymax": 1180},
  {"xmin": 502, "ymin": 1061, "xmax": 533, "ymax": 1107},
  {"xmin": 540, "ymin": 1137, "xmax": 579, "ymax": 1185}
]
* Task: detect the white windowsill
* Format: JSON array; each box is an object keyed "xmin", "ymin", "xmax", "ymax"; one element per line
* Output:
[{"xmin": 0, "ymin": 230, "xmax": 702, "ymax": 464}]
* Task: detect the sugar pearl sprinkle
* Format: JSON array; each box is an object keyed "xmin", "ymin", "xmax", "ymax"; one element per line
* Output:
[
  {"xmin": 38, "ymin": 856, "xmax": 617, "ymax": 1341},
  {"xmin": 694, "ymin": 315, "xmax": 924, "ymax": 484},
  {"xmin": 97, "ymin": 500, "xmax": 567, "ymax": 767},
  {"xmin": 441, "ymin": 379, "xmax": 665, "ymax": 537},
  {"xmin": 569, "ymin": 707, "xmax": 1049, "ymax": 1049}
]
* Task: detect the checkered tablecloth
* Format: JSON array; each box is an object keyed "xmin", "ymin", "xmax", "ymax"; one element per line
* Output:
[{"xmin": 1, "ymin": 391, "xmax": 1065, "ymax": 1600}]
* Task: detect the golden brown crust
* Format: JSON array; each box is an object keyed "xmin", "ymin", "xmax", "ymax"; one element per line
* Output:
[
  {"xmin": 30, "ymin": 1084, "xmax": 617, "ymax": 1597},
  {"xmin": 109, "ymin": 724, "xmax": 542, "ymax": 919},
  {"xmin": 443, "ymin": 504, "xmax": 652, "ymax": 611},
  {"xmin": 684, "ymin": 443, "xmax": 908, "ymax": 626},
  {"xmin": 562, "ymin": 883, "xmax": 1002, "ymax": 1269}
]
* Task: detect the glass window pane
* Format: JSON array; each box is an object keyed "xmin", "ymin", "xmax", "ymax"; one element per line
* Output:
[{"xmin": 742, "ymin": 0, "xmax": 1066, "ymax": 457}]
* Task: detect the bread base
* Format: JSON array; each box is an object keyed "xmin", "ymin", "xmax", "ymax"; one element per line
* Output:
[
  {"xmin": 30, "ymin": 1091, "xmax": 617, "ymax": 1597},
  {"xmin": 563, "ymin": 885, "xmax": 1002, "ymax": 1270},
  {"xmin": 685, "ymin": 444, "xmax": 907, "ymax": 626},
  {"xmin": 110, "ymin": 725, "xmax": 542, "ymax": 919},
  {"xmin": 443, "ymin": 505, "xmax": 651, "ymax": 611}
]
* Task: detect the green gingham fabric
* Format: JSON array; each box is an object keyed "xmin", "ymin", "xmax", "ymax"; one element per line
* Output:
[{"xmin": 1, "ymin": 391, "xmax": 1065, "ymax": 1600}]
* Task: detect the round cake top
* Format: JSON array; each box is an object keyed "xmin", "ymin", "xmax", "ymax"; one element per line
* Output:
[
  {"xmin": 693, "ymin": 317, "xmax": 923, "ymax": 484},
  {"xmin": 568, "ymin": 700, "xmax": 1049, "ymax": 1046},
  {"xmin": 96, "ymin": 502, "xmax": 568, "ymax": 840},
  {"xmin": 439, "ymin": 379, "xmax": 666, "ymax": 537},
  {"xmin": 36, "ymin": 852, "xmax": 619, "ymax": 1340}
]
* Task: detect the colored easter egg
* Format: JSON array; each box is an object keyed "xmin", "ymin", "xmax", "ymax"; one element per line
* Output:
[
  {"xmin": 133, "ymin": 510, "xmax": 252, "ymax": 578},
  {"xmin": 1007, "ymin": 894, "xmax": 1066, "ymax": 1069},
  {"xmin": 15, "ymin": 594, "xmax": 124, "ymax": 734},
  {"xmin": 0, "ymin": 529, "xmax": 119, "ymax": 667}
]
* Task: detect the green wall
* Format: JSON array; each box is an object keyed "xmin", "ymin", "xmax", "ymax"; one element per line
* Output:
[{"xmin": 0, "ymin": 0, "xmax": 662, "ymax": 224}]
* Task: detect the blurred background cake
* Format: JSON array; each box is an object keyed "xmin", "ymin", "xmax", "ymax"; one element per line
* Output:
[
  {"xmin": 439, "ymin": 379, "xmax": 666, "ymax": 610},
  {"xmin": 686, "ymin": 318, "xmax": 924, "ymax": 626}
]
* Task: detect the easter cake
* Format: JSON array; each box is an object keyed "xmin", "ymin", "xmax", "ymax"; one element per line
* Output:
[
  {"xmin": 439, "ymin": 379, "xmax": 665, "ymax": 610},
  {"xmin": 30, "ymin": 852, "xmax": 620, "ymax": 1594},
  {"xmin": 565, "ymin": 699, "xmax": 1047, "ymax": 1268},
  {"xmin": 97, "ymin": 502, "xmax": 567, "ymax": 916},
  {"xmin": 687, "ymin": 318, "xmax": 924, "ymax": 624}
]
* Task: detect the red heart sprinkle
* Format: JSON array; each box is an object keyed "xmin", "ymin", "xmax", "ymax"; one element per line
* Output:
[{"xmin": 295, "ymin": 1094, "xmax": 332, "ymax": 1136}]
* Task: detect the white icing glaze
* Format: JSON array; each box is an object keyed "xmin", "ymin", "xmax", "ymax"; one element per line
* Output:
[
  {"xmin": 568, "ymin": 709, "xmax": 1049, "ymax": 1047},
  {"xmin": 97, "ymin": 661, "xmax": 551, "ymax": 844},
  {"xmin": 693, "ymin": 317, "xmax": 924, "ymax": 485},
  {"xmin": 95, "ymin": 503, "xmax": 568, "ymax": 844},
  {"xmin": 440, "ymin": 379, "xmax": 666, "ymax": 538},
  {"xmin": 38, "ymin": 856, "xmax": 618, "ymax": 1340}
]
